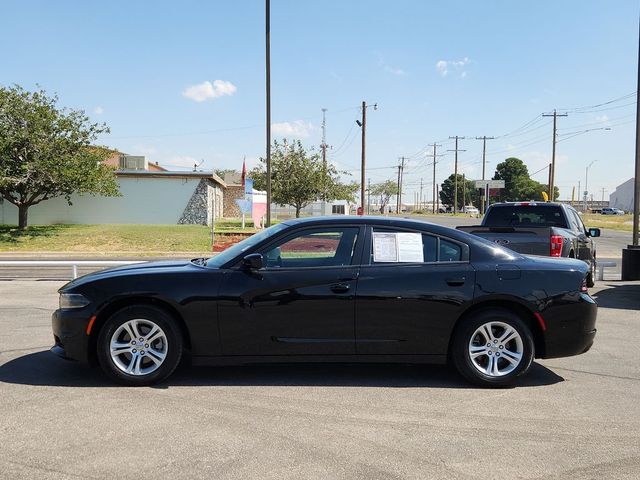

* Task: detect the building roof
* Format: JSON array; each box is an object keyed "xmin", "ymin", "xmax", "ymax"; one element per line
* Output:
[{"xmin": 115, "ymin": 170, "xmax": 227, "ymax": 187}]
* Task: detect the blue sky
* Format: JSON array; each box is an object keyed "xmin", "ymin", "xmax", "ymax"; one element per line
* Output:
[{"xmin": 1, "ymin": 0, "xmax": 639, "ymax": 201}]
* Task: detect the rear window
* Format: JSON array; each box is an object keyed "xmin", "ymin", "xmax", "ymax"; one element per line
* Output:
[{"xmin": 484, "ymin": 206, "xmax": 567, "ymax": 228}]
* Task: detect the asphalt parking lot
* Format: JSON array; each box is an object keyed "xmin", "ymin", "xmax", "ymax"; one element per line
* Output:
[{"xmin": 1, "ymin": 280, "xmax": 639, "ymax": 479}]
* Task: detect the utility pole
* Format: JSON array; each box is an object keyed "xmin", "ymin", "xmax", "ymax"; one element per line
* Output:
[
  {"xmin": 448, "ymin": 136, "xmax": 466, "ymax": 214},
  {"xmin": 265, "ymin": 0, "xmax": 272, "ymax": 226},
  {"xmin": 320, "ymin": 108, "xmax": 329, "ymax": 205},
  {"xmin": 578, "ymin": 180, "xmax": 581, "ymax": 211},
  {"xmin": 397, "ymin": 156, "xmax": 406, "ymax": 213},
  {"xmin": 358, "ymin": 102, "xmax": 377, "ymax": 215},
  {"xmin": 475, "ymin": 136, "xmax": 494, "ymax": 213},
  {"xmin": 547, "ymin": 163, "xmax": 552, "ymax": 199},
  {"xmin": 462, "ymin": 173, "xmax": 466, "ymax": 210},
  {"xmin": 633, "ymin": 16, "xmax": 640, "ymax": 247},
  {"xmin": 367, "ymin": 178, "xmax": 371, "ymax": 215},
  {"xmin": 396, "ymin": 164, "xmax": 402, "ymax": 214},
  {"xmin": 430, "ymin": 143, "xmax": 443, "ymax": 214},
  {"xmin": 419, "ymin": 178, "xmax": 423, "ymax": 210},
  {"xmin": 542, "ymin": 110, "xmax": 568, "ymax": 202}
]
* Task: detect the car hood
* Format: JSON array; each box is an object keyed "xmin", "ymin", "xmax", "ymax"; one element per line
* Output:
[{"xmin": 60, "ymin": 258, "xmax": 213, "ymax": 291}]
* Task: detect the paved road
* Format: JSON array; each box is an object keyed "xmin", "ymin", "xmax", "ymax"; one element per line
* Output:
[
  {"xmin": 0, "ymin": 280, "xmax": 639, "ymax": 479},
  {"xmin": 0, "ymin": 215, "xmax": 630, "ymax": 280}
]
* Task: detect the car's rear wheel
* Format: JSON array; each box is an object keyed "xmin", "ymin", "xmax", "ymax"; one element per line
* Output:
[
  {"xmin": 451, "ymin": 308, "xmax": 534, "ymax": 387},
  {"xmin": 97, "ymin": 305, "xmax": 183, "ymax": 386},
  {"xmin": 587, "ymin": 259, "xmax": 596, "ymax": 288}
]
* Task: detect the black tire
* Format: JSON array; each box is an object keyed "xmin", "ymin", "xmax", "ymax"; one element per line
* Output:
[
  {"xmin": 587, "ymin": 260, "xmax": 596, "ymax": 288},
  {"xmin": 97, "ymin": 305, "xmax": 183, "ymax": 386},
  {"xmin": 451, "ymin": 308, "xmax": 535, "ymax": 387}
]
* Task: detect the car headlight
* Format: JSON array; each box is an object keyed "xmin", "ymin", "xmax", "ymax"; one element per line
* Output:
[{"xmin": 59, "ymin": 293, "xmax": 91, "ymax": 309}]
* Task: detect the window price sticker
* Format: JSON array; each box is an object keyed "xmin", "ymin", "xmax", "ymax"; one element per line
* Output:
[{"xmin": 372, "ymin": 232, "xmax": 423, "ymax": 263}]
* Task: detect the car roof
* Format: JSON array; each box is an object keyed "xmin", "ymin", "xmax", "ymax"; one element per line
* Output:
[
  {"xmin": 280, "ymin": 215, "xmax": 477, "ymax": 243},
  {"xmin": 282, "ymin": 215, "xmax": 435, "ymax": 227}
]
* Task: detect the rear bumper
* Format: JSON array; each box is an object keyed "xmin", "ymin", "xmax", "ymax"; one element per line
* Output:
[
  {"xmin": 51, "ymin": 309, "xmax": 92, "ymax": 364},
  {"xmin": 541, "ymin": 292, "xmax": 598, "ymax": 358}
]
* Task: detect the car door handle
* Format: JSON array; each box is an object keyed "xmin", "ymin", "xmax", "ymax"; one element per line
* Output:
[
  {"xmin": 446, "ymin": 278, "xmax": 465, "ymax": 287},
  {"xmin": 330, "ymin": 283, "xmax": 351, "ymax": 293}
]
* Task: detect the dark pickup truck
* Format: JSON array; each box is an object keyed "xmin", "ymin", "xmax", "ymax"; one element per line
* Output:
[{"xmin": 457, "ymin": 202, "xmax": 601, "ymax": 286}]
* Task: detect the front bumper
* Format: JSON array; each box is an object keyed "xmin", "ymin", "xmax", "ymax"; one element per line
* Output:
[
  {"xmin": 542, "ymin": 292, "xmax": 598, "ymax": 358},
  {"xmin": 51, "ymin": 308, "xmax": 93, "ymax": 364}
]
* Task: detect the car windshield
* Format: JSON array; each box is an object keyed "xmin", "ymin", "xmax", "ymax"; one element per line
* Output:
[{"xmin": 206, "ymin": 222, "xmax": 289, "ymax": 268}]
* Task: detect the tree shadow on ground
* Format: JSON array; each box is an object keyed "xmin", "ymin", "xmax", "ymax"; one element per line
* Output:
[
  {"xmin": 0, "ymin": 351, "xmax": 564, "ymax": 389},
  {"xmin": 591, "ymin": 283, "xmax": 640, "ymax": 310},
  {"xmin": 0, "ymin": 224, "xmax": 68, "ymax": 245}
]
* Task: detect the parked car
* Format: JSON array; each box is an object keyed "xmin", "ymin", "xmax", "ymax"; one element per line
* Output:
[
  {"xmin": 463, "ymin": 206, "xmax": 480, "ymax": 215},
  {"xmin": 52, "ymin": 216, "xmax": 597, "ymax": 387},
  {"xmin": 457, "ymin": 202, "xmax": 600, "ymax": 287},
  {"xmin": 601, "ymin": 207, "xmax": 624, "ymax": 215}
]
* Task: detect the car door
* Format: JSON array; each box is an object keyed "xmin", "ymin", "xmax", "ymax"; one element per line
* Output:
[
  {"xmin": 568, "ymin": 209, "xmax": 594, "ymax": 263},
  {"xmin": 217, "ymin": 225, "xmax": 364, "ymax": 356},
  {"xmin": 355, "ymin": 225, "xmax": 475, "ymax": 356}
]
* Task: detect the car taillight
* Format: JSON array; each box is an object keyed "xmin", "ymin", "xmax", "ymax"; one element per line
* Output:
[
  {"xmin": 580, "ymin": 277, "xmax": 588, "ymax": 292},
  {"xmin": 550, "ymin": 235, "xmax": 563, "ymax": 257}
]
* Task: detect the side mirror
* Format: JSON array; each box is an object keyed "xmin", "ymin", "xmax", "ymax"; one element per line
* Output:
[
  {"xmin": 242, "ymin": 253, "xmax": 264, "ymax": 270},
  {"xmin": 588, "ymin": 227, "xmax": 601, "ymax": 238}
]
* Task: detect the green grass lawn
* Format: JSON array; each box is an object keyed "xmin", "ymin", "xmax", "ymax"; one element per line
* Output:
[
  {"xmin": 0, "ymin": 222, "xmax": 264, "ymax": 255},
  {"xmin": 581, "ymin": 213, "xmax": 634, "ymax": 232}
]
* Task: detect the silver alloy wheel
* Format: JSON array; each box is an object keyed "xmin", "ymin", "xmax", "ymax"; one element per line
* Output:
[
  {"xmin": 110, "ymin": 319, "xmax": 168, "ymax": 376},
  {"xmin": 468, "ymin": 321, "xmax": 524, "ymax": 377}
]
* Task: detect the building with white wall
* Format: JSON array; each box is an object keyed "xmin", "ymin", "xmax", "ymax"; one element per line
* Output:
[
  {"xmin": 0, "ymin": 171, "xmax": 226, "ymax": 226},
  {"xmin": 609, "ymin": 178, "xmax": 634, "ymax": 212}
]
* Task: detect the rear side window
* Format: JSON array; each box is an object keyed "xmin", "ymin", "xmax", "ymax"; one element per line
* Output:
[
  {"xmin": 440, "ymin": 239, "xmax": 462, "ymax": 262},
  {"xmin": 484, "ymin": 206, "xmax": 567, "ymax": 228},
  {"xmin": 370, "ymin": 228, "xmax": 463, "ymax": 264}
]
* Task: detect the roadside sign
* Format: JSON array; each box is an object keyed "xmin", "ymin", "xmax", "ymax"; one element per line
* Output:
[{"xmin": 475, "ymin": 179, "xmax": 505, "ymax": 189}]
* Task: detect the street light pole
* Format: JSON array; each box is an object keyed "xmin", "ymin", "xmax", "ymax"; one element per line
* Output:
[
  {"xmin": 584, "ymin": 160, "xmax": 597, "ymax": 212},
  {"xmin": 360, "ymin": 101, "xmax": 366, "ymax": 215}
]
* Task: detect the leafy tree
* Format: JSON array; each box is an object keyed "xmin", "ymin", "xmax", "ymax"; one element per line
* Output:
[
  {"xmin": 0, "ymin": 85, "xmax": 119, "ymax": 229},
  {"xmin": 371, "ymin": 180, "xmax": 399, "ymax": 213},
  {"xmin": 492, "ymin": 157, "xmax": 559, "ymax": 201},
  {"xmin": 250, "ymin": 139, "xmax": 356, "ymax": 217},
  {"xmin": 439, "ymin": 174, "xmax": 480, "ymax": 211},
  {"xmin": 214, "ymin": 168, "xmax": 240, "ymax": 181}
]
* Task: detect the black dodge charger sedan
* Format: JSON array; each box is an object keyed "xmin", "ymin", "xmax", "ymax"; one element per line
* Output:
[{"xmin": 52, "ymin": 216, "xmax": 597, "ymax": 387}]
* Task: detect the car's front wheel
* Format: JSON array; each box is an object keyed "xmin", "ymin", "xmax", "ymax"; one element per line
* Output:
[
  {"xmin": 97, "ymin": 305, "xmax": 183, "ymax": 386},
  {"xmin": 451, "ymin": 308, "xmax": 534, "ymax": 387}
]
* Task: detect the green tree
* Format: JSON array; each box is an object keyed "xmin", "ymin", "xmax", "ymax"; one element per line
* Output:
[
  {"xmin": 491, "ymin": 157, "xmax": 559, "ymax": 201},
  {"xmin": 439, "ymin": 174, "xmax": 480, "ymax": 211},
  {"xmin": 371, "ymin": 180, "xmax": 399, "ymax": 213},
  {"xmin": 250, "ymin": 139, "xmax": 356, "ymax": 217},
  {"xmin": 0, "ymin": 85, "xmax": 119, "ymax": 229}
]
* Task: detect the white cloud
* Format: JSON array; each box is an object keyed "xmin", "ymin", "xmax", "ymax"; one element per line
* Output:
[
  {"xmin": 435, "ymin": 57, "xmax": 470, "ymax": 77},
  {"xmin": 93, "ymin": 106, "xmax": 104, "ymax": 115},
  {"xmin": 132, "ymin": 145, "xmax": 157, "ymax": 156},
  {"xmin": 384, "ymin": 65, "xmax": 406, "ymax": 76},
  {"xmin": 182, "ymin": 80, "xmax": 237, "ymax": 102},
  {"xmin": 271, "ymin": 120, "xmax": 314, "ymax": 138}
]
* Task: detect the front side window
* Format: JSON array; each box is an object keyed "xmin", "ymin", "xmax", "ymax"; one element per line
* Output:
[{"xmin": 262, "ymin": 228, "xmax": 359, "ymax": 268}]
